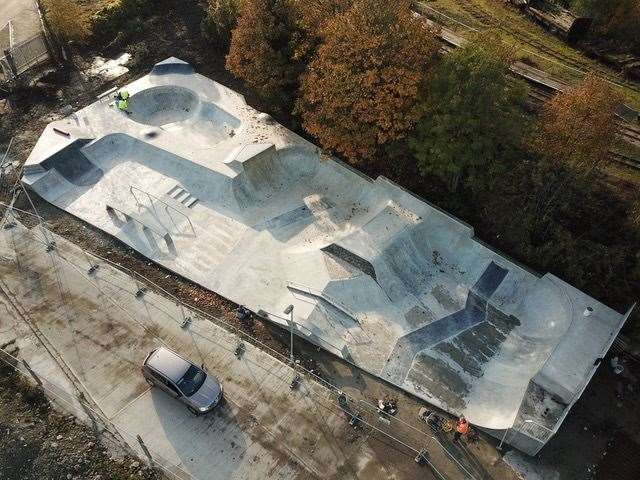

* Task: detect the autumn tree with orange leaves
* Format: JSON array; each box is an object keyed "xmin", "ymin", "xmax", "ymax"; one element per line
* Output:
[
  {"xmin": 529, "ymin": 74, "xmax": 621, "ymax": 176},
  {"xmin": 226, "ymin": 0, "xmax": 300, "ymax": 108},
  {"xmin": 526, "ymin": 74, "xmax": 622, "ymax": 236},
  {"xmin": 288, "ymin": 0, "xmax": 352, "ymax": 63},
  {"xmin": 296, "ymin": 0, "xmax": 440, "ymax": 163}
]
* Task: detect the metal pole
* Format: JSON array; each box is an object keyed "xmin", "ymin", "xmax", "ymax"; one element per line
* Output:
[
  {"xmin": 19, "ymin": 183, "xmax": 52, "ymax": 245},
  {"xmin": 283, "ymin": 304, "xmax": 294, "ymax": 364},
  {"xmin": 497, "ymin": 428, "xmax": 509, "ymax": 450},
  {"xmin": 290, "ymin": 309, "xmax": 294, "ymax": 364},
  {"xmin": 136, "ymin": 435, "xmax": 153, "ymax": 463},
  {"xmin": 22, "ymin": 359, "xmax": 43, "ymax": 386},
  {"xmin": 1, "ymin": 137, "xmax": 14, "ymax": 166}
]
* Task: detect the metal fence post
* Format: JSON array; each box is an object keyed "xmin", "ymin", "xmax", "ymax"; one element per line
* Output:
[
  {"xmin": 497, "ymin": 428, "xmax": 509, "ymax": 451},
  {"xmin": 136, "ymin": 435, "xmax": 153, "ymax": 463},
  {"xmin": 21, "ymin": 359, "xmax": 43, "ymax": 386},
  {"xmin": 3, "ymin": 49, "xmax": 17, "ymax": 77}
]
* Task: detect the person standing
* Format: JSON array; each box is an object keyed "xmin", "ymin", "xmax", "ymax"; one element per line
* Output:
[
  {"xmin": 454, "ymin": 415, "xmax": 470, "ymax": 443},
  {"xmin": 115, "ymin": 90, "xmax": 130, "ymax": 113}
]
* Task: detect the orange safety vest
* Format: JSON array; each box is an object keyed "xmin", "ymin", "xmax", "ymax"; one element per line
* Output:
[{"xmin": 456, "ymin": 420, "xmax": 470, "ymax": 435}]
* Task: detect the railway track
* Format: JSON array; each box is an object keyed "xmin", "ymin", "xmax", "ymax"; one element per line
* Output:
[
  {"xmin": 441, "ymin": 0, "xmax": 640, "ymax": 95},
  {"xmin": 611, "ymin": 151, "xmax": 640, "ymax": 170},
  {"xmin": 416, "ymin": 2, "xmax": 640, "ymax": 171},
  {"xmin": 617, "ymin": 121, "xmax": 640, "ymax": 148}
]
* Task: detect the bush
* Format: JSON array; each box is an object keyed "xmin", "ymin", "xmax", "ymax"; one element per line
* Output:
[
  {"xmin": 529, "ymin": 74, "xmax": 621, "ymax": 176},
  {"xmin": 202, "ymin": 0, "xmax": 242, "ymax": 49},
  {"xmin": 226, "ymin": 0, "xmax": 300, "ymax": 109},
  {"xmin": 42, "ymin": 0, "xmax": 89, "ymax": 43},
  {"xmin": 91, "ymin": 0, "xmax": 150, "ymax": 44}
]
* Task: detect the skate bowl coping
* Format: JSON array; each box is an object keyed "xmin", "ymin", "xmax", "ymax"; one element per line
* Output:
[{"xmin": 128, "ymin": 86, "xmax": 200, "ymax": 126}]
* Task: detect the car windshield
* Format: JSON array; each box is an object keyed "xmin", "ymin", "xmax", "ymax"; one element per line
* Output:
[{"xmin": 177, "ymin": 365, "xmax": 206, "ymax": 397}]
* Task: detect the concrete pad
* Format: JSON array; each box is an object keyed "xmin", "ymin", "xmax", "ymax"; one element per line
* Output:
[
  {"xmin": 21, "ymin": 57, "xmax": 631, "ymax": 454},
  {"xmin": 0, "ymin": 0, "xmax": 40, "ymax": 46},
  {"xmin": 111, "ymin": 389, "xmax": 304, "ymax": 480},
  {"xmin": 0, "ymin": 223, "xmax": 466, "ymax": 479}
]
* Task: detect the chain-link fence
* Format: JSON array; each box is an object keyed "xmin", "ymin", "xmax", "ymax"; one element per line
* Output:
[
  {"xmin": 2, "ymin": 33, "xmax": 50, "ymax": 76},
  {"xmin": 0, "ymin": 200, "xmax": 483, "ymax": 480},
  {"xmin": 0, "ymin": 0, "xmax": 57, "ymax": 82},
  {"xmin": 0, "ymin": 346, "xmax": 203, "ymax": 480}
]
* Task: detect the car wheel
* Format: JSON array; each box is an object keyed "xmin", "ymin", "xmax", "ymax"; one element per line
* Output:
[
  {"xmin": 145, "ymin": 377, "xmax": 155, "ymax": 387},
  {"xmin": 188, "ymin": 406, "xmax": 200, "ymax": 416}
]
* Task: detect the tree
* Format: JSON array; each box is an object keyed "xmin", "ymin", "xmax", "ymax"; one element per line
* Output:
[
  {"xmin": 296, "ymin": 0, "xmax": 440, "ymax": 163},
  {"xmin": 529, "ymin": 74, "xmax": 621, "ymax": 176},
  {"xmin": 573, "ymin": 0, "xmax": 640, "ymax": 52},
  {"xmin": 42, "ymin": 0, "xmax": 88, "ymax": 43},
  {"xmin": 226, "ymin": 0, "xmax": 299, "ymax": 108},
  {"xmin": 203, "ymin": 0, "xmax": 242, "ymax": 49},
  {"xmin": 525, "ymin": 74, "xmax": 621, "ymax": 239},
  {"xmin": 288, "ymin": 0, "xmax": 352, "ymax": 63},
  {"xmin": 409, "ymin": 33, "xmax": 528, "ymax": 192}
]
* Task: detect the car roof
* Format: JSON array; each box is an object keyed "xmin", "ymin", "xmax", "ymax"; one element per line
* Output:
[{"xmin": 146, "ymin": 347, "xmax": 192, "ymax": 382}]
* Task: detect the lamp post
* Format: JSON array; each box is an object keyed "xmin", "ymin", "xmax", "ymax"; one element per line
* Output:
[{"xmin": 284, "ymin": 304, "xmax": 294, "ymax": 364}]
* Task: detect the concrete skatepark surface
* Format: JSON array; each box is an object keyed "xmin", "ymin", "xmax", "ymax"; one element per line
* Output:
[{"xmin": 22, "ymin": 57, "xmax": 632, "ymax": 455}]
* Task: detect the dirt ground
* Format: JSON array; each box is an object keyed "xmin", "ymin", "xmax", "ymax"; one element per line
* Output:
[
  {"xmin": 1, "ymin": 2, "xmax": 640, "ymax": 479},
  {"xmin": 538, "ymin": 356, "xmax": 640, "ymax": 479},
  {"xmin": 0, "ymin": 361, "xmax": 164, "ymax": 480}
]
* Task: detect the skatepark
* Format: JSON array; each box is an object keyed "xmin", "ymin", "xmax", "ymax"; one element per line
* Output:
[{"xmin": 21, "ymin": 57, "xmax": 632, "ymax": 455}]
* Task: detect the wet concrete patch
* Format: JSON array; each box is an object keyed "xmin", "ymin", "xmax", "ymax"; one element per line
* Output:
[
  {"xmin": 407, "ymin": 352, "xmax": 468, "ymax": 412},
  {"xmin": 404, "ymin": 304, "xmax": 436, "ymax": 329}
]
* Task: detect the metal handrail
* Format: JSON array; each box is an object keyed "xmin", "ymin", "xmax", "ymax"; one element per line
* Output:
[
  {"xmin": 105, "ymin": 204, "xmax": 172, "ymax": 249},
  {"xmin": 287, "ymin": 281, "xmax": 366, "ymax": 325},
  {"xmin": 519, "ymin": 419, "xmax": 555, "ymax": 442},
  {"xmin": 129, "ymin": 185, "xmax": 195, "ymax": 235}
]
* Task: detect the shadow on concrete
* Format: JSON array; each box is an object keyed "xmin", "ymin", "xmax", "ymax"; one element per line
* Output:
[{"xmin": 151, "ymin": 389, "xmax": 247, "ymax": 479}]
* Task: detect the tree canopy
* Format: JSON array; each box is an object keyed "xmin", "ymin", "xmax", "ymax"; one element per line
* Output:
[
  {"xmin": 296, "ymin": 0, "xmax": 440, "ymax": 163},
  {"xmin": 409, "ymin": 33, "xmax": 528, "ymax": 192},
  {"xmin": 529, "ymin": 74, "xmax": 621, "ymax": 176},
  {"xmin": 203, "ymin": 0, "xmax": 242, "ymax": 49},
  {"xmin": 572, "ymin": 0, "xmax": 640, "ymax": 52},
  {"xmin": 226, "ymin": 0, "xmax": 300, "ymax": 108},
  {"xmin": 288, "ymin": 0, "xmax": 352, "ymax": 63}
]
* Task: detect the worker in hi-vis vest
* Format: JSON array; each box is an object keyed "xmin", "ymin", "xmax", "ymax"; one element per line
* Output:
[{"xmin": 116, "ymin": 89, "xmax": 130, "ymax": 112}]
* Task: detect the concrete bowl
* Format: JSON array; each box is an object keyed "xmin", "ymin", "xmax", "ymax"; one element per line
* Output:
[{"xmin": 128, "ymin": 86, "xmax": 200, "ymax": 126}]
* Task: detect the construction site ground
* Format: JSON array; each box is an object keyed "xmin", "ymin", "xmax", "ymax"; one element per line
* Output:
[
  {"xmin": 1, "ymin": 2, "xmax": 639, "ymax": 477},
  {"xmin": 0, "ymin": 219, "xmax": 516, "ymax": 480},
  {"xmin": 0, "ymin": 357, "xmax": 165, "ymax": 480}
]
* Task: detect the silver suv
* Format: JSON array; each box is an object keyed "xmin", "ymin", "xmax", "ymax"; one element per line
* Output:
[{"xmin": 142, "ymin": 347, "xmax": 223, "ymax": 415}]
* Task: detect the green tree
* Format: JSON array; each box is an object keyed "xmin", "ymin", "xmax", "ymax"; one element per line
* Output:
[
  {"xmin": 203, "ymin": 0, "xmax": 242, "ymax": 49},
  {"xmin": 296, "ymin": 0, "xmax": 440, "ymax": 163},
  {"xmin": 409, "ymin": 33, "xmax": 528, "ymax": 192},
  {"xmin": 226, "ymin": 0, "xmax": 300, "ymax": 108}
]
